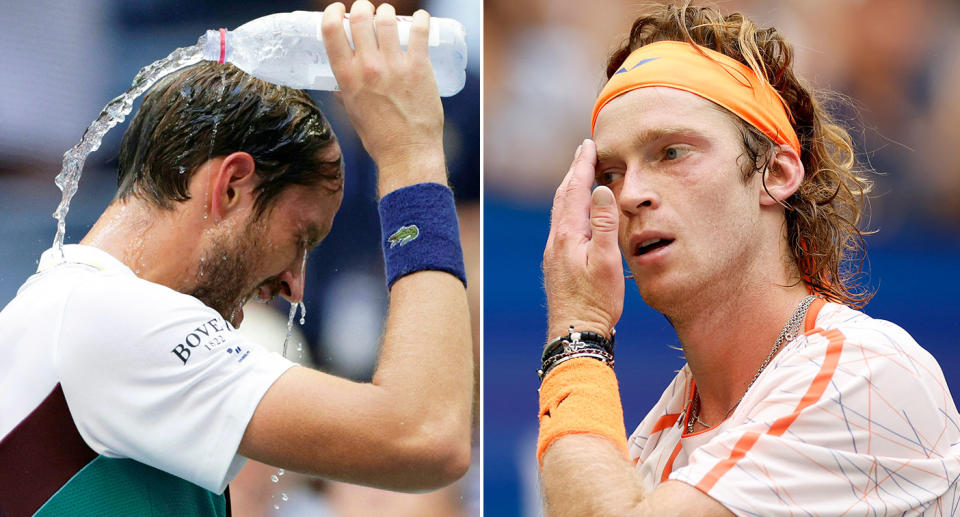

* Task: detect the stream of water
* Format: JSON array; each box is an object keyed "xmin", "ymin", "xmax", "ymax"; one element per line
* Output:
[
  {"xmin": 281, "ymin": 251, "xmax": 309, "ymax": 358},
  {"xmin": 52, "ymin": 40, "xmax": 207, "ymax": 253}
]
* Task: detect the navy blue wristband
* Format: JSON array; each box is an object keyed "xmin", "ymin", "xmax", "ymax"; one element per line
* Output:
[{"xmin": 378, "ymin": 182, "xmax": 467, "ymax": 289}]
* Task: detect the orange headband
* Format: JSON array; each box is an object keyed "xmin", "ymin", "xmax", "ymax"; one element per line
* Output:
[{"xmin": 591, "ymin": 41, "xmax": 800, "ymax": 155}]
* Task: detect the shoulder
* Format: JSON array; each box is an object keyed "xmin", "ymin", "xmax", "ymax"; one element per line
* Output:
[
  {"xmin": 66, "ymin": 268, "xmax": 211, "ymax": 317},
  {"xmin": 744, "ymin": 302, "xmax": 957, "ymax": 454},
  {"xmin": 765, "ymin": 302, "xmax": 946, "ymax": 395},
  {"xmin": 790, "ymin": 302, "xmax": 942, "ymax": 383},
  {"xmin": 60, "ymin": 270, "xmax": 224, "ymax": 345},
  {"xmin": 813, "ymin": 302, "xmax": 919, "ymax": 350},
  {"xmin": 55, "ymin": 270, "xmax": 237, "ymax": 372}
]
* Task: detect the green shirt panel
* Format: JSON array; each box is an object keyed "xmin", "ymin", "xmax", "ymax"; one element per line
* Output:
[{"xmin": 35, "ymin": 456, "xmax": 226, "ymax": 517}]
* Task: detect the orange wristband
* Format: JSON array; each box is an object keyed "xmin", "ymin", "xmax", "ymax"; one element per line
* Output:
[{"xmin": 537, "ymin": 357, "xmax": 629, "ymax": 466}]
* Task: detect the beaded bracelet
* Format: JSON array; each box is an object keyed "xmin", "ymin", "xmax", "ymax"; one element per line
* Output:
[
  {"xmin": 541, "ymin": 327, "xmax": 615, "ymax": 362},
  {"xmin": 539, "ymin": 326, "xmax": 616, "ymax": 380}
]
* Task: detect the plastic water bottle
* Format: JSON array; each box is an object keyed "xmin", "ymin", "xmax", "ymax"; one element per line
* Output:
[{"xmin": 201, "ymin": 11, "xmax": 467, "ymax": 96}]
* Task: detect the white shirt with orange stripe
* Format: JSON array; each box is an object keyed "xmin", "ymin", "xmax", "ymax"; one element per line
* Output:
[{"xmin": 629, "ymin": 300, "xmax": 960, "ymax": 516}]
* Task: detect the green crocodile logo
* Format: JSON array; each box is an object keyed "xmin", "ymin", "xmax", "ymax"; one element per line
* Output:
[{"xmin": 388, "ymin": 224, "xmax": 420, "ymax": 248}]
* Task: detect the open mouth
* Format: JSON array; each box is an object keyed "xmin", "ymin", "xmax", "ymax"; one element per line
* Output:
[{"xmin": 635, "ymin": 237, "xmax": 674, "ymax": 256}]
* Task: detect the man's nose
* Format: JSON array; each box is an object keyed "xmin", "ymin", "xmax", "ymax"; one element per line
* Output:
[
  {"xmin": 277, "ymin": 266, "xmax": 305, "ymax": 304},
  {"xmin": 618, "ymin": 171, "xmax": 661, "ymax": 215}
]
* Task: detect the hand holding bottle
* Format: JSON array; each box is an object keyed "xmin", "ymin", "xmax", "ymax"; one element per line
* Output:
[{"xmin": 322, "ymin": 1, "xmax": 447, "ymax": 197}]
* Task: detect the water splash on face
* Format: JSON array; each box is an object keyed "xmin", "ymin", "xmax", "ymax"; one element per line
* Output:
[
  {"xmin": 52, "ymin": 42, "xmax": 207, "ymax": 254},
  {"xmin": 281, "ymin": 249, "xmax": 309, "ymax": 357}
]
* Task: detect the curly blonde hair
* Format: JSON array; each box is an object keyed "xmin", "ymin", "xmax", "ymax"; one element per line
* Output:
[{"xmin": 606, "ymin": 1, "xmax": 874, "ymax": 308}]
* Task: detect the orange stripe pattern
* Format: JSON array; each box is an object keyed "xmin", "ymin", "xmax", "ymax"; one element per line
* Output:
[
  {"xmin": 696, "ymin": 328, "xmax": 844, "ymax": 492},
  {"xmin": 625, "ymin": 302, "xmax": 960, "ymax": 515}
]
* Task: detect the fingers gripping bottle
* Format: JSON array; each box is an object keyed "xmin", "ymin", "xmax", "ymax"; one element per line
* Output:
[{"xmin": 200, "ymin": 11, "xmax": 467, "ymax": 96}]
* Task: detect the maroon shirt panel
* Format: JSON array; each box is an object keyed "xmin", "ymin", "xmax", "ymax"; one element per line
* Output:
[{"xmin": 0, "ymin": 384, "xmax": 97, "ymax": 517}]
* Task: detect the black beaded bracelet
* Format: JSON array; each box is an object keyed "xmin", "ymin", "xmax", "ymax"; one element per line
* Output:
[
  {"xmin": 542, "ymin": 327, "xmax": 615, "ymax": 363},
  {"xmin": 539, "ymin": 326, "xmax": 616, "ymax": 380}
]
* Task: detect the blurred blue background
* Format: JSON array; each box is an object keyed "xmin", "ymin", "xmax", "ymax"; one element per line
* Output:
[
  {"xmin": 484, "ymin": 1, "xmax": 960, "ymax": 515},
  {"xmin": 0, "ymin": 0, "xmax": 479, "ymax": 516}
]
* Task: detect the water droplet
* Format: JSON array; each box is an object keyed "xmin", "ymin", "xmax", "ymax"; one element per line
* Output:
[
  {"xmin": 278, "ymin": 469, "xmax": 285, "ymax": 476},
  {"xmin": 281, "ymin": 493, "xmax": 288, "ymax": 501},
  {"xmin": 178, "ymin": 165, "xmax": 186, "ymax": 174},
  {"xmin": 273, "ymin": 504, "xmax": 280, "ymax": 510},
  {"xmin": 271, "ymin": 474, "xmax": 279, "ymax": 483},
  {"xmin": 297, "ymin": 300, "xmax": 307, "ymax": 326}
]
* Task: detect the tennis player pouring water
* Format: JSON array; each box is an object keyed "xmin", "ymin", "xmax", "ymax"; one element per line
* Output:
[{"xmin": 0, "ymin": 2, "xmax": 473, "ymax": 515}]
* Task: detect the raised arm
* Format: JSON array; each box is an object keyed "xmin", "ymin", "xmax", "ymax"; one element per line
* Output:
[
  {"xmin": 237, "ymin": 1, "xmax": 472, "ymax": 492},
  {"xmin": 539, "ymin": 139, "xmax": 731, "ymax": 516}
]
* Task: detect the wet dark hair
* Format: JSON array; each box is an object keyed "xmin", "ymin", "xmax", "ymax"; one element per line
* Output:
[
  {"xmin": 117, "ymin": 61, "xmax": 343, "ymax": 216},
  {"xmin": 606, "ymin": 1, "xmax": 874, "ymax": 308}
]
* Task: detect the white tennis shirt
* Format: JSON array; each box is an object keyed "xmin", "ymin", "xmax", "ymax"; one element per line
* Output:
[
  {"xmin": 0, "ymin": 244, "xmax": 295, "ymax": 493},
  {"xmin": 629, "ymin": 300, "xmax": 960, "ymax": 516}
]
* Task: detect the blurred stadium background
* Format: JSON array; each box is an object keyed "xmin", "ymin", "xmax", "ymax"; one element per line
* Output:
[
  {"xmin": 484, "ymin": 1, "xmax": 960, "ymax": 515},
  {"xmin": 0, "ymin": 0, "xmax": 479, "ymax": 515}
]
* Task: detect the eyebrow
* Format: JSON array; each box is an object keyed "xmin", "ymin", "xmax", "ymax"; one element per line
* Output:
[{"xmin": 595, "ymin": 127, "xmax": 691, "ymax": 164}]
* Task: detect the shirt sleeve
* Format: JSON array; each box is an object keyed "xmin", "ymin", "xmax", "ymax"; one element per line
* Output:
[
  {"xmin": 54, "ymin": 274, "xmax": 296, "ymax": 494},
  {"xmin": 669, "ymin": 325, "xmax": 960, "ymax": 517}
]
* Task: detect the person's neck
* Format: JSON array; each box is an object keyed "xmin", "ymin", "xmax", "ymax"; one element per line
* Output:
[
  {"xmin": 79, "ymin": 197, "xmax": 206, "ymax": 292},
  {"xmin": 671, "ymin": 269, "xmax": 810, "ymax": 426}
]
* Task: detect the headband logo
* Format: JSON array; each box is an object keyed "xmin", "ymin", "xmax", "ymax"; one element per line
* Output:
[{"xmin": 615, "ymin": 57, "xmax": 660, "ymax": 75}]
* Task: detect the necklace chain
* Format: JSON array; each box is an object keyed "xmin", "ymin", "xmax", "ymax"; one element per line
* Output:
[{"xmin": 687, "ymin": 295, "xmax": 817, "ymax": 433}]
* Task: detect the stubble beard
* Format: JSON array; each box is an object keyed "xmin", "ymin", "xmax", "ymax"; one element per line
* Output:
[{"xmin": 188, "ymin": 220, "xmax": 264, "ymax": 326}]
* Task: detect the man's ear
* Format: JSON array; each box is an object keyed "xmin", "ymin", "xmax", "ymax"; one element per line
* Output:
[
  {"xmin": 209, "ymin": 152, "xmax": 257, "ymax": 221},
  {"xmin": 759, "ymin": 144, "xmax": 804, "ymax": 207}
]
